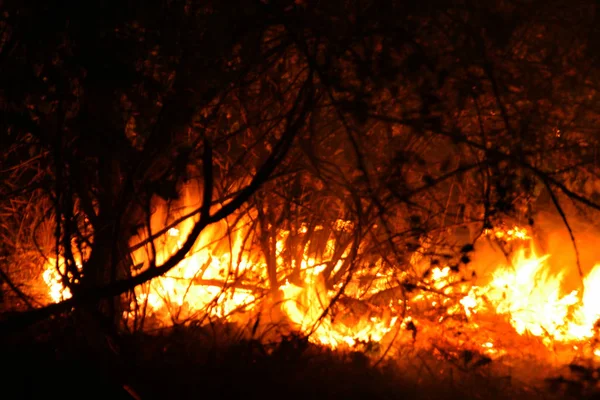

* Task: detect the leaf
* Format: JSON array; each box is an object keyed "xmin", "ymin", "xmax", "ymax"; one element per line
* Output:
[
  {"xmin": 472, "ymin": 355, "xmax": 492, "ymax": 369},
  {"xmin": 132, "ymin": 262, "xmax": 144, "ymax": 271},
  {"xmin": 405, "ymin": 320, "xmax": 418, "ymax": 340},
  {"xmin": 408, "ymin": 215, "xmax": 421, "ymax": 227},
  {"xmin": 422, "ymin": 175, "xmax": 435, "ymax": 186},
  {"xmin": 406, "ymin": 242, "xmax": 420, "ymax": 251},
  {"xmin": 460, "ymin": 244, "xmax": 474, "ymax": 253},
  {"xmin": 403, "ymin": 283, "xmax": 417, "ymax": 292},
  {"xmin": 251, "ymin": 312, "xmax": 261, "ymax": 338}
]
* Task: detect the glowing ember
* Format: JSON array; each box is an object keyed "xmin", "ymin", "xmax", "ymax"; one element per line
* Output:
[{"xmin": 484, "ymin": 225, "xmax": 530, "ymax": 241}]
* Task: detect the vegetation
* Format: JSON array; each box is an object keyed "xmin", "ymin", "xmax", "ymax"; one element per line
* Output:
[
  {"xmin": 2, "ymin": 0, "xmax": 600, "ymax": 397},
  {"xmin": 1, "ymin": 318, "xmax": 579, "ymax": 400}
]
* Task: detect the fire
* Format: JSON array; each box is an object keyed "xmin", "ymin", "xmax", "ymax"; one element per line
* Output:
[
  {"xmin": 279, "ymin": 262, "xmax": 398, "ymax": 348},
  {"xmin": 42, "ymin": 257, "xmax": 74, "ymax": 302},
  {"xmin": 127, "ymin": 188, "xmax": 264, "ymax": 323},
  {"xmin": 42, "ymin": 256, "xmax": 84, "ymax": 302},
  {"xmin": 461, "ymin": 242, "xmax": 600, "ymax": 346},
  {"xmin": 39, "ymin": 190, "xmax": 600, "ymax": 359}
]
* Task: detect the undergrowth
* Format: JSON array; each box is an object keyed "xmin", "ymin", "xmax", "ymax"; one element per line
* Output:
[{"xmin": 0, "ymin": 317, "xmax": 597, "ymax": 400}]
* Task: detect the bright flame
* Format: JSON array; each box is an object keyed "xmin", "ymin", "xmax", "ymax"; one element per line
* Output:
[
  {"xmin": 40, "ymin": 185, "xmax": 396, "ymax": 348},
  {"xmin": 39, "ymin": 191, "xmax": 600, "ymax": 357},
  {"xmin": 462, "ymin": 245, "xmax": 600, "ymax": 345},
  {"xmin": 42, "ymin": 257, "xmax": 73, "ymax": 302},
  {"xmin": 279, "ymin": 262, "xmax": 397, "ymax": 348},
  {"xmin": 42, "ymin": 256, "xmax": 84, "ymax": 302},
  {"xmin": 126, "ymin": 187, "xmax": 262, "ymax": 323}
]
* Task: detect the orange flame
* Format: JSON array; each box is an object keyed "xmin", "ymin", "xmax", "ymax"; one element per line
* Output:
[
  {"xmin": 461, "ymin": 242, "xmax": 600, "ymax": 346},
  {"xmin": 126, "ymin": 187, "xmax": 264, "ymax": 323},
  {"xmin": 40, "ymin": 193, "xmax": 600, "ymax": 357}
]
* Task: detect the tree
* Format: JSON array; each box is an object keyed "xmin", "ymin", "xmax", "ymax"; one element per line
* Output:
[{"xmin": 2, "ymin": 0, "xmax": 600, "ymax": 336}]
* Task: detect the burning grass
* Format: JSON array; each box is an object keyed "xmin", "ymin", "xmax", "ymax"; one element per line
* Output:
[{"xmin": 27, "ymin": 187, "xmax": 600, "ymax": 397}]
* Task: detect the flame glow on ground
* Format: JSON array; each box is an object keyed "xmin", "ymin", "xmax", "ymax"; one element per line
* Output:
[{"xmin": 41, "ymin": 193, "xmax": 600, "ymax": 356}]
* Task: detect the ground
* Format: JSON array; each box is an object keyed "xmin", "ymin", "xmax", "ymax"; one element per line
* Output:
[{"xmin": 1, "ymin": 318, "xmax": 595, "ymax": 400}]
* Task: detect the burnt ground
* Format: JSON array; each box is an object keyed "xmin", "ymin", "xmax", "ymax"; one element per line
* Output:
[{"xmin": 0, "ymin": 317, "xmax": 597, "ymax": 400}]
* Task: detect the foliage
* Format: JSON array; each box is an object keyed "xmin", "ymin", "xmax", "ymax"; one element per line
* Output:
[{"xmin": 2, "ymin": 0, "xmax": 600, "ymax": 336}]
